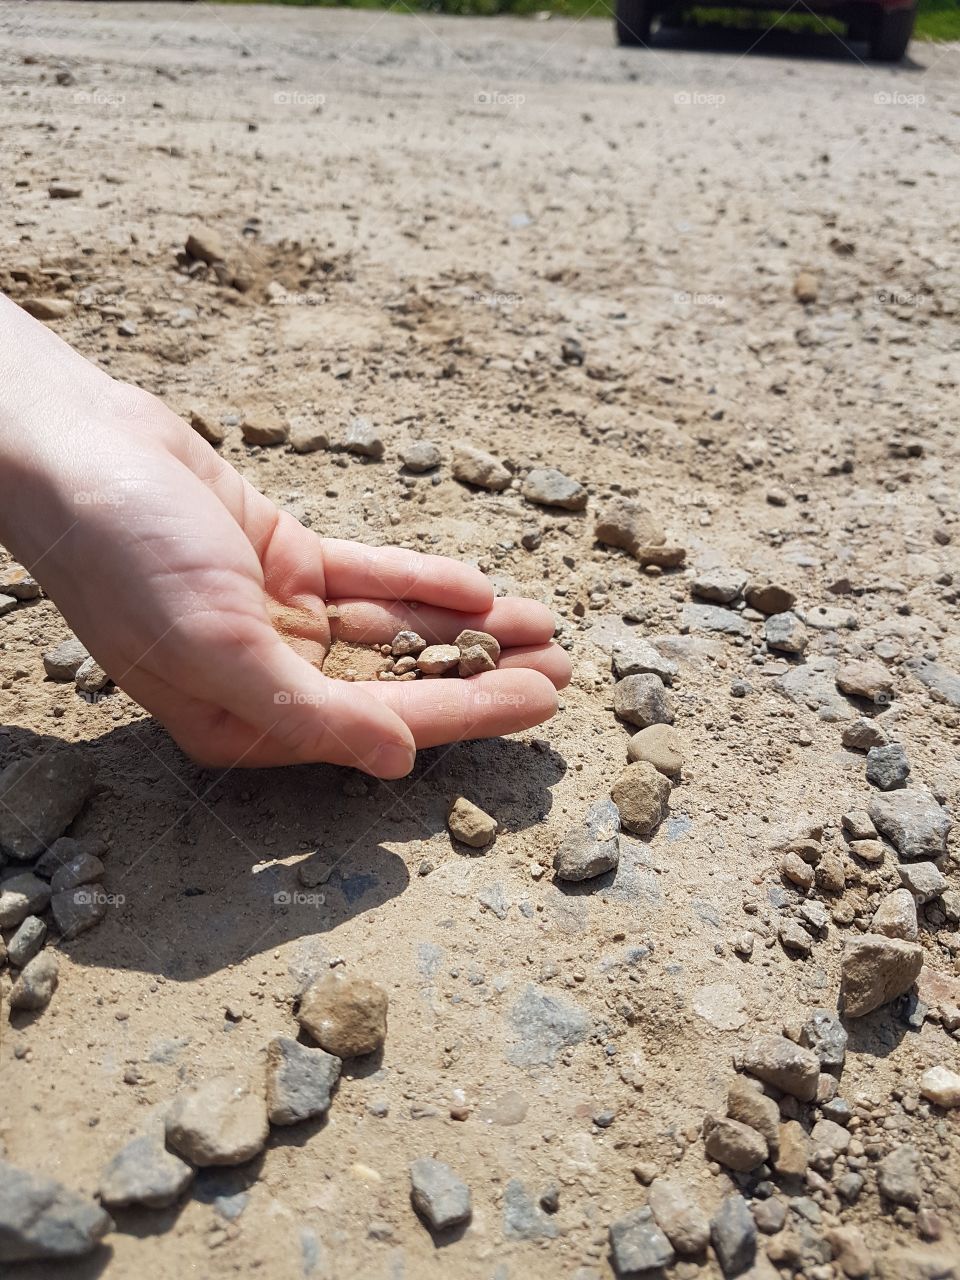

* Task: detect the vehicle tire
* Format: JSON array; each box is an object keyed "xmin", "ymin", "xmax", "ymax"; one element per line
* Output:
[
  {"xmin": 616, "ymin": 0, "xmax": 653, "ymax": 45},
  {"xmin": 869, "ymin": 6, "xmax": 916, "ymax": 60}
]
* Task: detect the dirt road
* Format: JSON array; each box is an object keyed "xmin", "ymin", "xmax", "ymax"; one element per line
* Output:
[{"xmin": 1, "ymin": 4, "xmax": 959, "ymax": 1278}]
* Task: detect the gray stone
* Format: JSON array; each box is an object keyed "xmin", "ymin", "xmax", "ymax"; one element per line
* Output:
[
  {"xmin": 507, "ymin": 983, "xmax": 590, "ymax": 1067},
  {"xmin": 611, "ymin": 637, "xmax": 678, "ymax": 684},
  {"xmin": 51, "ymin": 885, "xmax": 108, "ymax": 939},
  {"xmin": 898, "ymin": 861, "xmax": 947, "ymax": 903},
  {"xmin": 6, "ymin": 915, "xmax": 47, "ymax": 967},
  {"xmin": 682, "ymin": 602, "xmax": 751, "ymax": 637},
  {"xmin": 841, "ymin": 809, "xmax": 877, "ymax": 841},
  {"xmin": 905, "ymin": 657, "xmax": 960, "ymax": 709},
  {"xmin": 0, "ymin": 594, "xmax": 18, "ymax": 616},
  {"xmin": 503, "ymin": 1178, "xmax": 558, "ymax": 1240},
  {"xmin": 866, "ymin": 742, "xmax": 910, "ymax": 791},
  {"xmin": 98, "ymin": 1134, "xmax": 194, "ymax": 1209},
  {"xmin": 779, "ymin": 920, "xmax": 812, "ymax": 955},
  {"xmin": 0, "ymin": 1158, "xmax": 112, "ymax": 1262},
  {"xmin": 165, "ymin": 1075, "xmax": 269, "ymax": 1166},
  {"xmin": 799, "ymin": 1009, "xmax": 847, "ymax": 1075},
  {"xmin": 868, "ymin": 790, "xmax": 951, "ymax": 861},
  {"xmin": 711, "ymin": 1193, "xmax": 757, "ymax": 1277},
  {"xmin": 0, "ymin": 750, "xmax": 97, "ymax": 861},
  {"xmin": 266, "ymin": 1036, "xmax": 341, "ymax": 1125},
  {"xmin": 703, "ymin": 1115, "xmax": 768, "ymax": 1172},
  {"xmin": 871, "ymin": 889, "xmax": 918, "ymax": 940},
  {"xmin": 841, "ymin": 934, "xmax": 923, "ymax": 1017},
  {"xmin": 608, "ymin": 1206, "xmax": 674, "ymax": 1274},
  {"xmin": 42, "ymin": 637, "xmax": 90, "ymax": 681},
  {"xmin": 877, "ymin": 1145, "xmax": 921, "ymax": 1208},
  {"xmin": 452, "ymin": 444, "xmax": 510, "ymax": 491},
  {"xmin": 553, "ymin": 799, "xmax": 620, "ymax": 882},
  {"xmin": 777, "ymin": 658, "xmax": 853, "ymax": 722},
  {"xmin": 0, "ymin": 873, "xmax": 51, "ymax": 927},
  {"xmin": 391, "ymin": 629, "xmax": 426, "ymax": 657},
  {"xmin": 50, "ymin": 852, "xmax": 104, "ymax": 894},
  {"xmin": 842, "ymin": 717, "xmax": 888, "ymax": 750},
  {"xmin": 742, "ymin": 1035, "xmax": 819, "ymax": 1101},
  {"xmin": 610, "ymin": 761, "xmax": 671, "ymax": 837},
  {"xmin": 692, "ymin": 566, "xmax": 747, "ymax": 604},
  {"xmin": 9, "ymin": 951, "xmax": 59, "ymax": 1011},
  {"xmin": 765, "ymin": 612, "xmax": 808, "ymax": 655},
  {"xmin": 33, "ymin": 835, "xmax": 107, "ymax": 880},
  {"xmin": 409, "ymin": 1157, "xmax": 471, "ymax": 1230},
  {"xmin": 810, "ymin": 1118, "xmax": 850, "ymax": 1156},
  {"xmin": 75, "ymin": 657, "xmax": 111, "ymax": 694},
  {"xmin": 343, "ymin": 417, "xmax": 384, "ymax": 459},
  {"xmin": 613, "ymin": 673, "xmax": 675, "ymax": 728},
  {"xmin": 648, "ymin": 1178, "xmax": 710, "ymax": 1256},
  {"xmin": 402, "ymin": 441, "xmax": 441, "ymax": 472},
  {"xmin": 520, "ymin": 467, "xmax": 587, "ymax": 511}
]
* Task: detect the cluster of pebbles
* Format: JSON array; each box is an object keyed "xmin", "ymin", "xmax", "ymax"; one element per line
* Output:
[{"xmin": 371, "ymin": 627, "xmax": 501, "ymax": 682}]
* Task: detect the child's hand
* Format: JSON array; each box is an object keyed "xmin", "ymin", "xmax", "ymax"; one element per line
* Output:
[{"xmin": 0, "ymin": 297, "xmax": 570, "ymax": 777}]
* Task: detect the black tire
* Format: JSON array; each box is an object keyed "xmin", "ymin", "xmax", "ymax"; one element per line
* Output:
[
  {"xmin": 616, "ymin": 0, "xmax": 653, "ymax": 45},
  {"xmin": 869, "ymin": 6, "xmax": 916, "ymax": 60}
]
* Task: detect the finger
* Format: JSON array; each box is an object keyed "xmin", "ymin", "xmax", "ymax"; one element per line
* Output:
[
  {"xmin": 330, "ymin": 596, "xmax": 557, "ymax": 649},
  {"xmin": 498, "ymin": 642, "xmax": 572, "ymax": 690},
  {"xmin": 319, "ymin": 539, "xmax": 495, "ymax": 612},
  {"xmin": 362, "ymin": 668, "xmax": 559, "ymax": 749}
]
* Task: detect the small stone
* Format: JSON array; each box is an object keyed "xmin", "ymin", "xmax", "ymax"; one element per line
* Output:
[
  {"xmin": 409, "ymin": 1158, "xmax": 471, "ymax": 1230},
  {"xmin": 779, "ymin": 920, "xmax": 812, "ymax": 955},
  {"xmin": 848, "ymin": 839, "xmax": 884, "ymax": 864},
  {"xmin": 727, "ymin": 1076, "xmax": 780, "ymax": 1149},
  {"xmin": 6, "ymin": 915, "xmax": 47, "ymax": 968},
  {"xmin": 780, "ymin": 852, "xmax": 814, "ymax": 890},
  {"xmin": 33, "ymin": 836, "xmax": 104, "ymax": 880},
  {"xmin": 866, "ymin": 742, "xmax": 910, "ymax": 791},
  {"xmin": 0, "ymin": 593, "xmax": 17, "ymax": 616},
  {"xmin": 0, "ymin": 566, "xmax": 40, "ymax": 599},
  {"xmin": 391, "ymin": 630, "xmax": 426, "ymax": 657},
  {"xmin": 898, "ymin": 861, "xmax": 946, "ymax": 903},
  {"xmin": 393, "ymin": 656, "xmax": 417, "ymax": 675},
  {"xmin": 0, "ymin": 873, "xmax": 51, "ymax": 927},
  {"xmin": 553, "ymin": 798, "xmax": 620, "ymax": 882},
  {"xmin": 594, "ymin": 499, "xmax": 667, "ymax": 559},
  {"xmin": 452, "ymin": 444, "xmax": 511, "ymax": 491},
  {"xmin": 803, "ymin": 604, "xmax": 857, "ymax": 630},
  {"xmin": 841, "ymin": 934, "xmax": 923, "ymax": 1017},
  {"xmin": 0, "ymin": 1158, "xmax": 112, "ymax": 1262},
  {"xmin": 21, "ymin": 296, "xmax": 73, "ymax": 321},
  {"xmin": 520, "ymin": 529, "xmax": 542, "ymax": 550},
  {"xmin": 648, "ymin": 1179, "xmax": 709, "ymax": 1256},
  {"xmin": 454, "ymin": 629, "xmax": 501, "ymax": 661},
  {"xmin": 0, "ymin": 749, "xmax": 97, "ymax": 861},
  {"xmin": 745, "ymin": 582, "xmax": 796, "ymax": 615},
  {"xmin": 703, "ymin": 1115, "xmax": 767, "ymax": 1172},
  {"xmin": 344, "ymin": 417, "xmax": 384, "ymax": 459},
  {"xmin": 877, "ymin": 1144, "xmax": 921, "ymax": 1207},
  {"xmin": 185, "ymin": 227, "xmax": 226, "ymax": 264},
  {"xmin": 815, "ymin": 851, "xmax": 846, "ymax": 894},
  {"xmin": 799, "ymin": 1009, "xmax": 847, "ymax": 1074},
  {"xmin": 799, "ymin": 900, "xmax": 828, "ymax": 933},
  {"xmin": 868, "ymin": 789, "xmax": 951, "ymax": 860},
  {"xmin": 919, "ymin": 1065, "xmax": 960, "ymax": 1109},
  {"xmin": 692, "ymin": 566, "xmax": 747, "ymax": 604},
  {"xmin": 75, "ymin": 656, "xmax": 111, "ymax": 694},
  {"xmin": 611, "ymin": 638, "xmax": 678, "ymax": 684},
  {"xmin": 521, "ymin": 467, "xmax": 587, "ymax": 511},
  {"xmin": 165, "ymin": 1075, "xmax": 268, "ymax": 1166},
  {"xmin": 794, "ymin": 272, "xmax": 818, "ymax": 303},
  {"xmin": 189, "ymin": 409, "xmax": 226, "ymax": 446},
  {"xmin": 50, "ymin": 852, "xmax": 104, "ymax": 893},
  {"xmin": 458, "ymin": 645, "xmax": 496, "ymax": 677},
  {"xmin": 753, "ymin": 1196, "xmax": 787, "ymax": 1235},
  {"xmin": 626, "ymin": 724, "xmax": 683, "ymax": 778},
  {"xmin": 774, "ymin": 1119, "xmax": 810, "ymax": 1177},
  {"xmin": 117, "ymin": 320, "xmax": 137, "ymax": 338},
  {"xmin": 841, "ymin": 809, "xmax": 876, "ymax": 840},
  {"xmin": 608, "ymin": 1207, "xmax": 675, "ymax": 1275},
  {"xmin": 765, "ymin": 612, "xmax": 808, "ymax": 655},
  {"xmin": 503, "ymin": 1178, "xmax": 559, "ymax": 1240},
  {"xmin": 711, "ymin": 1193, "xmax": 757, "ymax": 1277},
  {"xmin": 416, "ymin": 644, "xmax": 459, "ymax": 676},
  {"xmin": 51, "ymin": 885, "xmax": 108, "ymax": 939},
  {"xmin": 842, "ymin": 718, "xmax": 888, "ymax": 750},
  {"xmin": 42, "ymin": 637, "xmax": 90, "ymax": 681},
  {"xmin": 98, "ymin": 1134, "xmax": 194, "ymax": 1209},
  {"xmin": 297, "ymin": 970, "xmax": 388, "ymax": 1057},
  {"xmin": 826, "ymin": 1225, "xmax": 872, "ymax": 1279},
  {"xmin": 266, "ymin": 1036, "xmax": 341, "ymax": 1125},
  {"xmin": 682, "ymin": 602, "xmax": 751, "ymax": 636},
  {"xmin": 447, "ymin": 797, "xmax": 497, "ymax": 848},
  {"xmin": 507, "ymin": 985, "xmax": 590, "ymax": 1067},
  {"xmin": 9, "ymin": 951, "xmax": 59, "ymax": 1010},
  {"xmin": 610, "ymin": 761, "xmax": 671, "ymax": 837},
  {"xmin": 241, "ymin": 414, "xmax": 288, "ymax": 446},
  {"xmin": 742, "ymin": 1035, "xmax": 819, "ymax": 1101},
  {"xmin": 402, "ymin": 442, "xmax": 441, "ymax": 472},
  {"xmin": 870, "ymin": 889, "xmax": 918, "ymax": 940},
  {"xmin": 613, "ymin": 673, "xmax": 674, "ymax": 728},
  {"xmin": 288, "ymin": 418, "xmax": 329, "ymax": 453},
  {"xmin": 836, "ymin": 660, "xmax": 895, "ymax": 704}
]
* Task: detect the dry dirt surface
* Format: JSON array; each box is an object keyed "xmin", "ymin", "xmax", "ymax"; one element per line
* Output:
[{"xmin": 2, "ymin": 3, "xmax": 960, "ymax": 1278}]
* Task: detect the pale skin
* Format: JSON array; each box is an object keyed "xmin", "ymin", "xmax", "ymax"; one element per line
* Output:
[{"xmin": 0, "ymin": 294, "xmax": 571, "ymax": 777}]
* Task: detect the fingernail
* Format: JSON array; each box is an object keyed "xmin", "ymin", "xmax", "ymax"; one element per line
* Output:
[{"xmin": 366, "ymin": 742, "xmax": 415, "ymax": 778}]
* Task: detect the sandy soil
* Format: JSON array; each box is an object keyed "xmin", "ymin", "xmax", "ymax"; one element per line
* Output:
[{"xmin": 1, "ymin": 4, "xmax": 959, "ymax": 1278}]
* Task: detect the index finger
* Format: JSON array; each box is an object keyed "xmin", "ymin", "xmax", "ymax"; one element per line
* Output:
[{"xmin": 320, "ymin": 539, "xmax": 495, "ymax": 613}]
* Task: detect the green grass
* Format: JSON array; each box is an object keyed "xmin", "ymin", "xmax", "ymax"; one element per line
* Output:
[{"xmin": 220, "ymin": 0, "xmax": 960, "ymax": 39}]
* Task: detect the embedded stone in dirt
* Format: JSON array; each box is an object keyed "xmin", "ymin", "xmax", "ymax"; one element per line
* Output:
[
  {"xmin": 50, "ymin": 851, "xmax": 105, "ymax": 893},
  {"xmin": 765, "ymin": 611, "xmax": 808, "ymax": 654},
  {"xmin": 627, "ymin": 723, "xmax": 683, "ymax": 778},
  {"xmin": 6, "ymin": 915, "xmax": 47, "ymax": 968},
  {"xmin": 288, "ymin": 417, "xmax": 329, "ymax": 454},
  {"xmin": 458, "ymin": 645, "xmax": 496, "ymax": 677},
  {"xmin": 741, "ymin": 1034, "xmax": 819, "ymax": 1101},
  {"xmin": 868, "ymin": 789, "xmax": 951, "ymax": 861},
  {"xmin": 42, "ymin": 637, "xmax": 90, "ymax": 681},
  {"xmin": 520, "ymin": 467, "xmax": 587, "ymax": 511},
  {"xmin": 608, "ymin": 1206, "xmax": 675, "ymax": 1275},
  {"xmin": 164, "ymin": 1075, "xmax": 269, "ymax": 1166},
  {"xmin": 266, "ymin": 1035, "xmax": 341, "ymax": 1125},
  {"xmin": 21, "ymin": 297, "xmax": 73, "ymax": 321},
  {"xmin": 391, "ymin": 630, "xmax": 426, "ymax": 657},
  {"xmin": 0, "ymin": 1158, "xmax": 113, "ymax": 1263},
  {"xmin": 241, "ymin": 413, "xmax": 288, "ymax": 446},
  {"xmin": 594, "ymin": 499, "xmax": 664, "ymax": 556},
  {"xmin": 842, "ymin": 717, "xmax": 888, "ymax": 751},
  {"xmin": 297, "ymin": 970, "xmax": 388, "ymax": 1057},
  {"xmin": 794, "ymin": 272, "xmax": 819, "ymax": 303},
  {"xmin": 703, "ymin": 1115, "xmax": 767, "ymax": 1172},
  {"xmin": 447, "ymin": 796, "xmax": 497, "ymax": 848},
  {"xmin": 647, "ymin": 1179, "xmax": 709, "ymax": 1256},
  {"xmin": 344, "ymin": 417, "xmax": 384, "ymax": 459},
  {"xmin": 51, "ymin": 885, "xmax": 108, "ymax": 939},
  {"xmin": 841, "ymin": 808, "xmax": 876, "ymax": 841},
  {"xmin": 841, "ymin": 934, "xmax": 923, "ymax": 1017},
  {"xmin": 507, "ymin": 983, "xmax": 590, "ymax": 1067},
  {"xmin": 409, "ymin": 1157, "xmax": 472, "ymax": 1231},
  {"xmin": 745, "ymin": 582, "xmax": 796, "ymax": 615},
  {"xmin": 184, "ymin": 227, "xmax": 226, "ymax": 264},
  {"xmin": 711, "ymin": 1193, "xmax": 757, "ymax": 1278},
  {"xmin": 919, "ymin": 1066, "xmax": 960, "ymax": 1109},
  {"xmin": 0, "ymin": 565, "xmax": 40, "ymax": 599},
  {"xmin": 692, "ymin": 565, "xmax": 747, "ymax": 604},
  {"xmin": 503, "ymin": 1178, "xmax": 559, "ymax": 1240},
  {"xmin": 849, "ymin": 838, "xmax": 884, "ymax": 864},
  {"xmin": 416, "ymin": 644, "xmax": 459, "ymax": 675},
  {"xmin": 552, "ymin": 797, "xmax": 620, "ymax": 882},
  {"xmin": 75, "ymin": 657, "xmax": 111, "ymax": 695},
  {"xmin": 452, "ymin": 444, "xmax": 511, "ymax": 491},
  {"xmin": 799, "ymin": 1008, "xmax": 847, "ymax": 1075},
  {"xmin": 613, "ymin": 673, "xmax": 674, "ymax": 728},
  {"xmin": 682, "ymin": 603, "xmax": 751, "ymax": 637},
  {"xmin": 9, "ymin": 951, "xmax": 59, "ymax": 1011},
  {"xmin": 610, "ymin": 761, "xmax": 671, "ymax": 837},
  {"xmin": 836, "ymin": 660, "xmax": 895, "ymax": 704},
  {"xmin": 866, "ymin": 742, "xmax": 910, "ymax": 791},
  {"xmin": 871, "ymin": 888, "xmax": 918, "ymax": 940},
  {"xmin": 0, "ymin": 749, "xmax": 97, "ymax": 861},
  {"xmin": 188, "ymin": 408, "xmax": 226, "ymax": 446},
  {"xmin": 780, "ymin": 852, "xmax": 814, "ymax": 890},
  {"xmin": 775, "ymin": 1119, "xmax": 810, "ymax": 1177},
  {"xmin": 34, "ymin": 835, "xmax": 106, "ymax": 880},
  {"xmin": 454, "ymin": 629, "xmax": 500, "ymax": 661},
  {"xmin": 0, "ymin": 873, "xmax": 51, "ymax": 928},
  {"xmin": 877, "ymin": 1145, "xmax": 921, "ymax": 1207},
  {"xmin": 0, "ymin": 594, "xmax": 17, "ymax": 617},
  {"xmin": 611, "ymin": 637, "xmax": 677, "ymax": 684},
  {"xmin": 898, "ymin": 860, "xmax": 946, "ymax": 903},
  {"xmin": 402, "ymin": 442, "xmax": 441, "ymax": 472},
  {"xmin": 98, "ymin": 1134, "xmax": 194, "ymax": 1209},
  {"xmin": 803, "ymin": 604, "xmax": 858, "ymax": 630}
]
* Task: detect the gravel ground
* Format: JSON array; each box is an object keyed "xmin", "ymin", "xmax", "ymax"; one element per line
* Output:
[{"xmin": 1, "ymin": 4, "xmax": 959, "ymax": 1279}]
